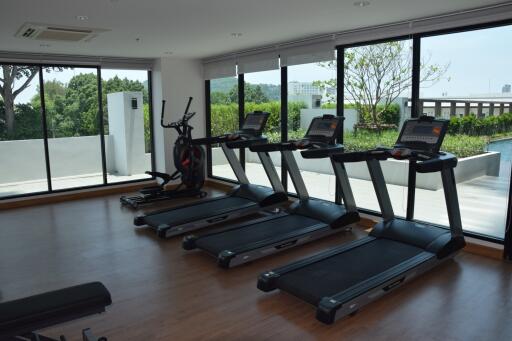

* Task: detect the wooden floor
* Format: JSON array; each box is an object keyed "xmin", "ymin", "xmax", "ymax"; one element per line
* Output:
[{"xmin": 1, "ymin": 188, "xmax": 512, "ymax": 341}]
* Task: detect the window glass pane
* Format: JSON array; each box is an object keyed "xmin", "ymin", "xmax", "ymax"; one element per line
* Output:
[
  {"xmin": 102, "ymin": 69, "xmax": 152, "ymax": 183},
  {"xmin": 43, "ymin": 67, "xmax": 103, "ymax": 190},
  {"xmin": 287, "ymin": 59, "xmax": 336, "ymax": 200},
  {"xmin": 420, "ymin": 26, "xmax": 512, "ymax": 239},
  {"xmin": 0, "ymin": 65, "xmax": 48, "ymax": 197},
  {"xmin": 344, "ymin": 40, "xmax": 413, "ymax": 215},
  {"xmin": 210, "ymin": 76, "xmax": 238, "ymax": 181},
  {"xmin": 244, "ymin": 70, "xmax": 281, "ymax": 187}
]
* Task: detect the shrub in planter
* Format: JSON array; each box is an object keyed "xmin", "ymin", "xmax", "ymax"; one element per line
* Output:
[{"xmin": 449, "ymin": 112, "xmax": 512, "ymax": 136}]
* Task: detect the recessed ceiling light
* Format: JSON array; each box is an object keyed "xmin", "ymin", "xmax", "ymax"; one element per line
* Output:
[
  {"xmin": 75, "ymin": 15, "xmax": 89, "ymax": 21},
  {"xmin": 354, "ymin": 1, "xmax": 370, "ymax": 7},
  {"xmin": 230, "ymin": 33, "xmax": 243, "ymax": 38}
]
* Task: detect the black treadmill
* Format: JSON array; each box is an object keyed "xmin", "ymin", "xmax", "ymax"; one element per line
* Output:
[
  {"xmin": 257, "ymin": 115, "xmax": 466, "ymax": 324},
  {"xmin": 134, "ymin": 112, "xmax": 288, "ymax": 238},
  {"xmin": 182, "ymin": 115, "xmax": 360, "ymax": 268}
]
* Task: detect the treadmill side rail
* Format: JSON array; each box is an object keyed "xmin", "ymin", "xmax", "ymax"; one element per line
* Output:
[
  {"xmin": 316, "ymin": 251, "xmax": 437, "ymax": 324},
  {"xmin": 257, "ymin": 237, "xmax": 375, "ymax": 290},
  {"xmin": 219, "ymin": 223, "xmax": 348, "ymax": 268}
]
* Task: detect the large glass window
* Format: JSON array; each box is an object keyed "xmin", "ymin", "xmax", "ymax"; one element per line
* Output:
[
  {"xmin": 343, "ymin": 40, "xmax": 413, "ymax": 215},
  {"xmin": 0, "ymin": 63, "xmax": 154, "ymax": 200},
  {"xmin": 42, "ymin": 67, "xmax": 103, "ymax": 190},
  {"xmin": 102, "ymin": 69, "xmax": 152, "ymax": 183},
  {"xmin": 244, "ymin": 70, "xmax": 281, "ymax": 187},
  {"xmin": 419, "ymin": 26, "xmax": 512, "ymax": 239},
  {"xmin": 209, "ymin": 76, "xmax": 239, "ymax": 181},
  {"xmin": 205, "ymin": 24, "xmax": 512, "ymax": 245},
  {"xmin": 0, "ymin": 65, "xmax": 47, "ymax": 197},
  {"xmin": 287, "ymin": 60, "xmax": 336, "ymax": 200}
]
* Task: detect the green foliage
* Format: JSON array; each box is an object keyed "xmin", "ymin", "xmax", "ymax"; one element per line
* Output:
[
  {"xmin": 342, "ymin": 129, "xmax": 487, "ymax": 158},
  {"xmin": 210, "ymin": 103, "xmax": 239, "ymax": 137},
  {"xmin": 321, "ymin": 102, "xmax": 336, "ymax": 109},
  {"xmin": 266, "ymin": 128, "xmax": 305, "ymax": 143},
  {"xmin": 210, "ymin": 101, "xmax": 307, "ymax": 138},
  {"xmin": 0, "ymin": 100, "xmax": 43, "ymax": 140},
  {"xmin": 143, "ymin": 103, "xmax": 151, "ymax": 153},
  {"xmin": 1, "ymin": 72, "xmax": 150, "ymax": 143},
  {"xmin": 359, "ymin": 103, "xmax": 401, "ymax": 125},
  {"xmin": 211, "ymin": 82, "xmax": 281, "ymax": 105},
  {"xmin": 448, "ymin": 113, "xmax": 512, "ymax": 136}
]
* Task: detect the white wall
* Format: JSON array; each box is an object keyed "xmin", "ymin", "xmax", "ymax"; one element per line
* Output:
[
  {"xmin": 0, "ymin": 136, "xmax": 153, "ymax": 184},
  {"xmin": 152, "ymin": 58, "xmax": 205, "ymax": 178}
]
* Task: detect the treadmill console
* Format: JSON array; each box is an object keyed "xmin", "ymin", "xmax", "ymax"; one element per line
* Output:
[
  {"xmin": 395, "ymin": 116, "xmax": 448, "ymax": 153},
  {"xmin": 240, "ymin": 111, "xmax": 269, "ymax": 136},
  {"xmin": 304, "ymin": 115, "xmax": 341, "ymax": 144}
]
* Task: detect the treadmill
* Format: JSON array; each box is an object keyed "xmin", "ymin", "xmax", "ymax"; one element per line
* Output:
[
  {"xmin": 257, "ymin": 115, "xmax": 466, "ymax": 324},
  {"xmin": 134, "ymin": 111, "xmax": 288, "ymax": 238},
  {"xmin": 182, "ymin": 115, "xmax": 360, "ymax": 268}
]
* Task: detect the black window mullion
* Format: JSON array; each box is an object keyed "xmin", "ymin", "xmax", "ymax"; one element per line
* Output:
[
  {"xmin": 38, "ymin": 66, "xmax": 52, "ymax": 192},
  {"xmin": 504, "ymin": 166, "xmax": 512, "ymax": 260},
  {"xmin": 335, "ymin": 46, "xmax": 345, "ymax": 205},
  {"xmin": 238, "ymin": 74, "xmax": 245, "ymax": 170},
  {"xmin": 97, "ymin": 68, "xmax": 108, "ymax": 185},
  {"xmin": 205, "ymin": 79, "xmax": 213, "ymax": 178},
  {"xmin": 148, "ymin": 70, "xmax": 156, "ymax": 173},
  {"xmin": 280, "ymin": 66, "xmax": 288, "ymax": 191},
  {"xmin": 411, "ymin": 36, "xmax": 421, "ymax": 118}
]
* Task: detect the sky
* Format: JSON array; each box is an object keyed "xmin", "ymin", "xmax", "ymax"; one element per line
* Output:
[
  {"xmin": 245, "ymin": 25, "xmax": 512, "ymax": 98},
  {"xmin": 5, "ymin": 24, "xmax": 512, "ymax": 105}
]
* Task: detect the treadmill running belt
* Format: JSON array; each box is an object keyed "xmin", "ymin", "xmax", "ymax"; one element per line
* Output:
[
  {"xmin": 196, "ymin": 214, "xmax": 321, "ymax": 255},
  {"xmin": 143, "ymin": 196, "xmax": 255, "ymax": 227},
  {"xmin": 277, "ymin": 239, "xmax": 424, "ymax": 305}
]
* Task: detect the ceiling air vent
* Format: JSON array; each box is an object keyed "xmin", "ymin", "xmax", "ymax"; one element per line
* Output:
[{"xmin": 15, "ymin": 22, "xmax": 108, "ymax": 42}]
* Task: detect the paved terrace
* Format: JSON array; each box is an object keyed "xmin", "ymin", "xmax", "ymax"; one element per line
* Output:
[
  {"xmin": 0, "ymin": 173, "xmax": 150, "ymax": 197},
  {"xmin": 214, "ymin": 162, "xmax": 510, "ymax": 239},
  {"xmin": 1, "ymin": 163, "xmax": 508, "ymax": 239}
]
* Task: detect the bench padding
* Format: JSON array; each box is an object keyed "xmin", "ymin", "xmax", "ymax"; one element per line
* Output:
[{"xmin": 0, "ymin": 282, "xmax": 112, "ymax": 338}]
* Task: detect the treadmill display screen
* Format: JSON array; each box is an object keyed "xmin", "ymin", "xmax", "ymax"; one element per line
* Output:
[
  {"xmin": 397, "ymin": 119, "xmax": 447, "ymax": 152},
  {"xmin": 242, "ymin": 113, "xmax": 268, "ymax": 132},
  {"xmin": 306, "ymin": 117, "xmax": 339, "ymax": 140}
]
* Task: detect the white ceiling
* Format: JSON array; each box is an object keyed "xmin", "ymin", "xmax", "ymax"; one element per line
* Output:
[{"xmin": 0, "ymin": 0, "xmax": 507, "ymax": 59}]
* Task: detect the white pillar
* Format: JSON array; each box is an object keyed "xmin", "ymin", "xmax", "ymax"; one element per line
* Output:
[
  {"xmin": 107, "ymin": 91, "xmax": 146, "ymax": 176},
  {"xmin": 151, "ymin": 58, "xmax": 205, "ymax": 177}
]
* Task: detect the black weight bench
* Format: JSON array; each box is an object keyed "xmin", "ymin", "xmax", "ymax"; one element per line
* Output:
[{"xmin": 0, "ymin": 282, "xmax": 112, "ymax": 341}]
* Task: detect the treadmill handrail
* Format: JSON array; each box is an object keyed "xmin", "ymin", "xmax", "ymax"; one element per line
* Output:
[{"xmin": 249, "ymin": 142, "xmax": 295, "ymax": 153}]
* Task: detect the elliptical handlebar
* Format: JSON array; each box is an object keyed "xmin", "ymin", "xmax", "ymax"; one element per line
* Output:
[{"xmin": 160, "ymin": 97, "xmax": 196, "ymax": 129}]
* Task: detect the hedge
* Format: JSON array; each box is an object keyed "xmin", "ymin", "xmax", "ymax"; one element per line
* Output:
[
  {"xmin": 267, "ymin": 129, "xmax": 487, "ymax": 158},
  {"xmin": 344, "ymin": 130, "xmax": 487, "ymax": 158},
  {"xmin": 448, "ymin": 112, "xmax": 512, "ymax": 136},
  {"xmin": 210, "ymin": 101, "xmax": 307, "ymax": 137}
]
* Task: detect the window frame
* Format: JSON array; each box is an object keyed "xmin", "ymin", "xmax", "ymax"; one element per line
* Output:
[
  {"xmin": 0, "ymin": 62, "xmax": 155, "ymax": 200},
  {"xmin": 206, "ymin": 19, "xmax": 512, "ymax": 251}
]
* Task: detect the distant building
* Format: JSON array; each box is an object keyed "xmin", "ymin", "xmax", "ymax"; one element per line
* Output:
[
  {"xmin": 288, "ymin": 81, "xmax": 335, "ymax": 104},
  {"xmin": 289, "ymin": 94, "xmax": 322, "ymax": 109},
  {"xmin": 288, "ymin": 81, "xmax": 321, "ymax": 96},
  {"xmin": 503, "ymin": 84, "xmax": 511, "ymax": 93}
]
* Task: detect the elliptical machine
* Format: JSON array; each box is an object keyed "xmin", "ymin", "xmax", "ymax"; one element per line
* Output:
[{"xmin": 120, "ymin": 97, "xmax": 206, "ymax": 209}]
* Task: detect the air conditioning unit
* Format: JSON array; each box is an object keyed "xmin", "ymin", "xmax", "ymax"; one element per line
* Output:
[{"xmin": 15, "ymin": 22, "xmax": 108, "ymax": 42}]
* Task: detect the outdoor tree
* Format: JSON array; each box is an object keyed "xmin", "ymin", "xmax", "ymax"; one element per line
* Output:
[
  {"xmin": 314, "ymin": 41, "xmax": 449, "ymax": 129},
  {"xmin": 0, "ymin": 65, "xmax": 39, "ymax": 136},
  {"xmin": 226, "ymin": 83, "xmax": 269, "ymax": 104}
]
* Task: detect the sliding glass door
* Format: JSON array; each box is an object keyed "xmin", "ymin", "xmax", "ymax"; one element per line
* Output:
[
  {"xmin": 0, "ymin": 65, "xmax": 48, "ymax": 197},
  {"xmin": 0, "ymin": 64, "xmax": 154, "ymax": 199},
  {"xmin": 43, "ymin": 67, "xmax": 104, "ymax": 190},
  {"xmin": 419, "ymin": 26, "xmax": 512, "ymax": 239}
]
